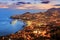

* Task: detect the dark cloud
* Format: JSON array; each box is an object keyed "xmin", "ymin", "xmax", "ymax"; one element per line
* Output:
[
  {"xmin": 54, "ymin": 4, "xmax": 60, "ymax": 6},
  {"xmin": 41, "ymin": 0, "xmax": 50, "ymax": 4},
  {"xmin": 41, "ymin": 1, "xmax": 50, "ymax": 4},
  {"xmin": 41, "ymin": 0, "xmax": 50, "ymax": 1},
  {"xmin": 16, "ymin": 2, "xmax": 31, "ymax": 5}
]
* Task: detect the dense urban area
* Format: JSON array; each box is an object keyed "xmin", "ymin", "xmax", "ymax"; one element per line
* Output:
[{"xmin": 0, "ymin": 8, "xmax": 60, "ymax": 40}]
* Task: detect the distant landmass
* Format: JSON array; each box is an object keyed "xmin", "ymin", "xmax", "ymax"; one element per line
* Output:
[{"xmin": 11, "ymin": 8, "xmax": 60, "ymax": 20}]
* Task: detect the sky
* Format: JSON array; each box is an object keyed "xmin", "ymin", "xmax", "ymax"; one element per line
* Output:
[
  {"xmin": 0, "ymin": 0, "xmax": 60, "ymax": 4},
  {"xmin": 0, "ymin": 0, "xmax": 60, "ymax": 9}
]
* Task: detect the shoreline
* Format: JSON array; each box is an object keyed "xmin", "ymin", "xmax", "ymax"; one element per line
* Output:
[{"xmin": 0, "ymin": 8, "xmax": 60, "ymax": 40}]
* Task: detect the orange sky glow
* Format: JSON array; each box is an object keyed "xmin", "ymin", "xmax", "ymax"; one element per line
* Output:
[{"xmin": 0, "ymin": 4, "xmax": 60, "ymax": 9}]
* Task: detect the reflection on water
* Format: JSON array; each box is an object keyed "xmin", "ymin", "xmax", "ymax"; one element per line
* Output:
[{"xmin": 10, "ymin": 19, "xmax": 18, "ymax": 25}]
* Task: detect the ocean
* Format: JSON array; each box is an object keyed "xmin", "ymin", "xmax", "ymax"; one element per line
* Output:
[{"xmin": 0, "ymin": 8, "xmax": 46, "ymax": 36}]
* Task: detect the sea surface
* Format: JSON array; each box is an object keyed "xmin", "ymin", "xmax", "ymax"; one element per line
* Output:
[{"xmin": 0, "ymin": 8, "xmax": 46, "ymax": 36}]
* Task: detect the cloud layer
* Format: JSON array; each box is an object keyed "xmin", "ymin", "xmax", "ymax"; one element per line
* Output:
[{"xmin": 0, "ymin": 4, "xmax": 60, "ymax": 9}]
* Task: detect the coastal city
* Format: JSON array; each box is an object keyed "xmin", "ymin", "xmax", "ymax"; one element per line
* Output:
[
  {"xmin": 0, "ymin": 0, "xmax": 60, "ymax": 40},
  {"xmin": 0, "ymin": 8, "xmax": 60, "ymax": 40}
]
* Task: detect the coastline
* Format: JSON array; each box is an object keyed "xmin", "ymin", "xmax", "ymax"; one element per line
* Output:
[
  {"xmin": 0, "ymin": 8, "xmax": 60, "ymax": 40},
  {"xmin": 9, "ymin": 8, "xmax": 60, "ymax": 40}
]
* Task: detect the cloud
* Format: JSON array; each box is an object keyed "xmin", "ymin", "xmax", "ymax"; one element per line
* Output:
[
  {"xmin": 53, "ymin": 6, "xmax": 60, "ymax": 8},
  {"xmin": 54, "ymin": 4, "xmax": 60, "ymax": 6},
  {"xmin": 0, "ymin": 5, "xmax": 8, "ymax": 8},
  {"xmin": 16, "ymin": 4, "xmax": 54, "ymax": 9},
  {"xmin": 0, "ymin": 4, "xmax": 60, "ymax": 9},
  {"xmin": 16, "ymin": 4, "xmax": 60, "ymax": 9}
]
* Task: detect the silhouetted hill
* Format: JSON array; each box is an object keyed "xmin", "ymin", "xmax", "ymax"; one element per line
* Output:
[
  {"xmin": 45, "ymin": 8, "xmax": 60, "ymax": 17},
  {"xmin": 46, "ymin": 8, "xmax": 60, "ymax": 13}
]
